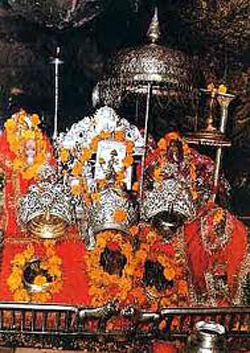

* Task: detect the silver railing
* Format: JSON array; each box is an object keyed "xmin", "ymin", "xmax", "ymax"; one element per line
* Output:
[{"xmin": 0, "ymin": 303, "xmax": 249, "ymax": 349}]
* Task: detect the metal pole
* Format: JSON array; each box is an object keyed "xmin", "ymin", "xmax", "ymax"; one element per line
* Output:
[
  {"xmin": 51, "ymin": 47, "xmax": 63, "ymax": 140},
  {"xmin": 212, "ymin": 93, "xmax": 234, "ymax": 202},
  {"xmin": 139, "ymin": 82, "xmax": 152, "ymax": 216}
]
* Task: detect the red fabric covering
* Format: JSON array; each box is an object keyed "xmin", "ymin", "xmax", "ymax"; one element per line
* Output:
[
  {"xmin": 153, "ymin": 342, "xmax": 177, "ymax": 353},
  {"xmin": 184, "ymin": 204, "xmax": 248, "ymax": 300}
]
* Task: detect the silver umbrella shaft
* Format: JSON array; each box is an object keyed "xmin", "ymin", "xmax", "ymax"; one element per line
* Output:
[{"xmin": 51, "ymin": 47, "xmax": 63, "ymax": 140}]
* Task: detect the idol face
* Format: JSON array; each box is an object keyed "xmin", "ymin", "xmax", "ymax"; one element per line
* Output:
[{"xmin": 24, "ymin": 139, "xmax": 36, "ymax": 166}]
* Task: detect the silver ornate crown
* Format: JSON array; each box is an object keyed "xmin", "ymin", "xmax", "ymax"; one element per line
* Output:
[
  {"xmin": 19, "ymin": 166, "xmax": 74, "ymax": 239},
  {"xmin": 87, "ymin": 187, "xmax": 139, "ymax": 235},
  {"xmin": 143, "ymin": 178, "xmax": 195, "ymax": 221}
]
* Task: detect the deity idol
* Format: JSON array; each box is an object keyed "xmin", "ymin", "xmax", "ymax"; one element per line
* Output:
[{"xmin": 0, "ymin": 109, "xmax": 52, "ymax": 237}]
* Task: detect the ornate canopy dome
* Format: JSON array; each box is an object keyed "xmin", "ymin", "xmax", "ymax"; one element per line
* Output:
[
  {"xmin": 96, "ymin": 8, "xmax": 196, "ymax": 106},
  {"xmin": 107, "ymin": 8, "xmax": 194, "ymax": 91}
]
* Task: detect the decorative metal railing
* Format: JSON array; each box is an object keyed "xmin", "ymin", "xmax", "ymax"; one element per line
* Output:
[{"xmin": 0, "ymin": 303, "xmax": 249, "ymax": 350}]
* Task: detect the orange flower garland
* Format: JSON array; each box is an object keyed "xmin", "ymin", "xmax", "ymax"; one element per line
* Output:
[
  {"xmin": 4, "ymin": 110, "xmax": 49, "ymax": 180},
  {"xmin": 85, "ymin": 230, "xmax": 139, "ymax": 306},
  {"xmin": 7, "ymin": 241, "xmax": 63, "ymax": 303},
  {"xmin": 133, "ymin": 227, "xmax": 190, "ymax": 309}
]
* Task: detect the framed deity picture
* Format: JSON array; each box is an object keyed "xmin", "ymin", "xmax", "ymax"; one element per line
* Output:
[{"xmin": 94, "ymin": 139, "xmax": 132, "ymax": 189}]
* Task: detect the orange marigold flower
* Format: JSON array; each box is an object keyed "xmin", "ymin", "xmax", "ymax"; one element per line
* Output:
[
  {"xmin": 90, "ymin": 137, "xmax": 99, "ymax": 151},
  {"xmin": 60, "ymin": 148, "xmax": 69, "ymax": 163},
  {"xmin": 72, "ymin": 161, "xmax": 82, "ymax": 176},
  {"xmin": 91, "ymin": 192, "xmax": 100, "ymax": 203},
  {"xmin": 207, "ymin": 83, "xmax": 214, "ymax": 91},
  {"xmin": 34, "ymin": 275, "xmax": 47, "ymax": 286},
  {"xmin": 163, "ymin": 267, "xmax": 176, "ymax": 281},
  {"xmin": 81, "ymin": 148, "xmax": 92, "ymax": 162},
  {"xmin": 158, "ymin": 138, "xmax": 167, "ymax": 150},
  {"xmin": 177, "ymin": 280, "xmax": 188, "ymax": 296},
  {"xmin": 13, "ymin": 288, "xmax": 29, "ymax": 302},
  {"xmin": 122, "ymin": 155, "xmax": 134, "ymax": 168},
  {"xmin": 71, "ymin": 184, "xmax": 83, "ymax": 196},
  {"xmin": 116, "ymin": 170, "xmax": 125, "ymax": 181},
  {"xmin": 31, "ymin": 114, "xmax": 40, "ymax": 125},
  {"xmin": 99, "ymin": 130, "xmax": 111, "ymax": 139},
  {"xmin": 12, "ymin": 254, "xmax": 26, "ymax": 267},
  {"xmin": 214, "ymin": 208, "xmax": 224, "ymax": 223},
  {"xmin": 132, "ymin": 182, "xmax": 139, "ymax": 192},
  {"xmin": 115, "ymin": 131, "xmax": 125, "ymax": 142},
  {"xmin": 130, "ymin": 225, "xmax": 139, "ymax": 235},
  {"xmin": 97, "ymin": 179, "xmax": 108, "ymax": 189},
  {"xmin": 126, "ymin": 140, "xmax": 135, "ymax": 153},
  {"xmin": 113, "ymin": 209, "xmax": 127, "ymax": 223},
  {"xmin": 18, "ymin": 112, "xmax": 26, "ymax": 124}
]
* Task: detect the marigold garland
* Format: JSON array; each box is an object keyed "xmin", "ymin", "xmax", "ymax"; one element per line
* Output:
[
  {"xmin": 134, "ymin": 227, "xmax": 190, "ymax": 309},
  {"xmin": 7, "ymin": 241, "xmax": 63, "ymax": 303},
  {"xmin": 85, "ymin": 230, "xmax": 140, "ymax": 306},
  {"xmin": 4, "ymin": 110, "xmax": 48, "ymax": 180}
]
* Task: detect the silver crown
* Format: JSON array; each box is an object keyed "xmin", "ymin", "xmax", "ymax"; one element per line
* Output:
[
  {"xmin": 143, "ymin": 178, "xmax": 195, "ymax": 221},
  {"xmin": 88, "ymin": 187, "xmax": 139, "ymax": 235},
  {"xmin": 19, "ymin": 167, "xmax": 74, "ymax": 239}
]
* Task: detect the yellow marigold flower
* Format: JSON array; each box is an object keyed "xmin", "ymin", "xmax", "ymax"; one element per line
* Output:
[
  {"xmin": 214, "ymin": 208, "xmax": 224, "ymax": 223},
  {"xmin": 71, "ymin": 184, "xmax": 83, "ymax": 196},
  {"xmin": 34, "ymin": 275, "xmax": 47, "ymax": 286},
  {"xmin": 158, "ymin": 138, "xmax": 167, "ymax": 150},
  {"xmin": 99, "ymin": 130, "xmax": 110, "ymax": 139},
  {"xmin": 207, "ymin": 83, "xmax": 214, "ymax": 91},
  {"xmin": 116, "ymin": 170, "xmax": 125, "ymax": 181},
  {"xmin": 91, "ymin": 192, "xmax": 100, "ymax": 203},
  {"xmin": 49, "ymin": 255, "xmax": 62, "ymax": 266},
  {"xmin": 12, "ymin": 254, "xmax": 26, "ymax": 267},
  {"xmin": 60, "ymin": 148, "xmax": 69, "ymax": 163},
  {"xmin": 113, "ymin": 210, "xmax": 127, "ymax": 223},
  {"xmin": 13, "ymin": 288, "xmax": 29, "ymax": 302},
  {"xmin": 23, "ymin": 244, "xmax": 35, "ymax": 260},
  {"xmin": 48, "ymin": 266, "xmax": 61, "ymax": 278},
  {"xmin": 164, "ymin": 266, "xmax": 176, "ymax": 281},
  {"xmin": 31, "ymin": 114, "xmax": 40, "ymax": 125},
  {"xmin": 72, "ymin": 161, "xmax": 82, "ymax": 176},
  {"xmin": 18, "ymin": 112, "xmax": 26, "ymax": 124},
  {"xmin": 90, "ymin": 137, "xmax": 99, "ymax": 151},
  {"xmin": 4, "ymin": 118, "xmax": 15, "ymax": 129},
  {"xmin": 23, "ymin": 130, "xmax": 35, "ymax": 140},
  {"xmin": 7, "ymin": 272, "xmax": 22, "ymax": 292},
  {"xmin": 218, "ymin": 84, "xmax": 227, "ymax": 94},
  {"xmin": 81, "ymin": 148, "xmax": 92, "ymax": 162},
  {"xmin": 32, "ymin": 292, "xmax": 51, "ymax": 303}
]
